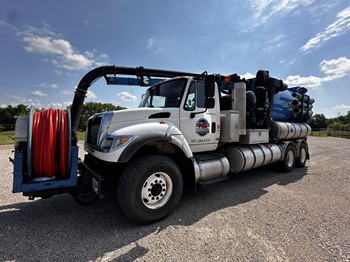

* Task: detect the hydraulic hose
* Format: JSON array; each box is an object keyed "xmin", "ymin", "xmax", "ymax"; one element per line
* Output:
[{"xmin": 32, "ymin": 109, "xmax": 68, "ymax": 178}]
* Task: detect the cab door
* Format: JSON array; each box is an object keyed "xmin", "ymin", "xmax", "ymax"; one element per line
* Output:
[{"xmin": 179, "ymin": 80, "xmax": 220, "ymax": 153}]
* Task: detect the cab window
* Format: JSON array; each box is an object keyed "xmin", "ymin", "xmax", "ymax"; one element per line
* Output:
[{"xmin": 184, "ymin": 81, "xmax": 205, "ymax": 111}]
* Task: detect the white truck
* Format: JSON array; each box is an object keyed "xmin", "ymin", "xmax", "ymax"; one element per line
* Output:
[{"xmin": 12, "ymin": 66, "xmax": 313, "ymax": 224}]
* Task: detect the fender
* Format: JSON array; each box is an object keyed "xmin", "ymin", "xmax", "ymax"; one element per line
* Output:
[{"xmin": 118, "ymin": 123, "xmax": 193, "ymax": 163}]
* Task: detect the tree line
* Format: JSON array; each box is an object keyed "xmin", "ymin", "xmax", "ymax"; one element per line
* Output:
[
  {"xmin": 310, "ymin": 113, "xmax": 350, "ymax": 130},
  {"xmin": 1, "ymin": 103, "xmax": 349, "ymax": 132},
  {"xmin": 0, "ymin": 102, "xmax": 126, "ymax": 132}
]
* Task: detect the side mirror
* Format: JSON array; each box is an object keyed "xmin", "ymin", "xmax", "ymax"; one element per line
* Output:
[
  {"xmin": 205, "ymin": 97, "xmax": 215, "ymax": 109},
  {"xmin": 205, "ymin": 74, "xmax": 215, "ymax": 98}
]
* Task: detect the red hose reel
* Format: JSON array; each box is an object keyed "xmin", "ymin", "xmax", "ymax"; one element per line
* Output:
[{"xmin": 30, "ymin": 108, "xmax": 70, "ymax": 178}]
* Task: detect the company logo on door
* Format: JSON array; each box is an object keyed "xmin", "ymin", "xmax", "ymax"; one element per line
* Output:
[{"xmin": 196, "ymin": 118, "xmax": 209, "ymax": 136}]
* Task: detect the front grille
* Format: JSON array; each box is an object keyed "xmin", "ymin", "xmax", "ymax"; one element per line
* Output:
[{"xmin": 86, "ymin": 116, "xmax": 102, "ymax": 146}]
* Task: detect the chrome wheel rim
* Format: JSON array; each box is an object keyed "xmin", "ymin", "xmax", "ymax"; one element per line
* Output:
[
  {"xmin": 286, "ymin": 150, "xmax": 294, "ymax": 167},
  {"xmin": 141, "ymin": 172, "xmax": 173, "ymax": 209},
  {"xmin": 300, "ymin": 147, "xmax": 306, "ymax": 164}
]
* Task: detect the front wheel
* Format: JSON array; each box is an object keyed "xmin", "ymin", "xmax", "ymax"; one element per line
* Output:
[{"xmin": 117, "ymin": 154, "xmax": 183, "ymax": 224}]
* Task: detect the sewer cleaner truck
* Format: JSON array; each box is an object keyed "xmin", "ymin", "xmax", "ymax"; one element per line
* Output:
[{"xmin": 11, "ymin": 65, "xmax": 314, "ymax": 224}]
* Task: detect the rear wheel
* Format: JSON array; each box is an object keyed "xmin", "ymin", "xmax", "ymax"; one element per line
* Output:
[
  {"xmin": 117, "ymin": 154, "xmax": 183, "ymax": 224},
  {"xmin": 296, "ymin": 141, "xmax": 307, "ymax": 168},
  {"xmin": 280, "ymin": 144, "xmax": 296, "ymax": 173}
]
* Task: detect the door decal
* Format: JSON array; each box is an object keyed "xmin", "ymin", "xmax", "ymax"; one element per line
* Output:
[{"xmin": 196, "ymin": 118, "xmax": 210, "ymax": 136}]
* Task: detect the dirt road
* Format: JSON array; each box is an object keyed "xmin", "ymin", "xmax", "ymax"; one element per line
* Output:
[{"xmin": 0, "ymin": 136, "xmax": 349, "ymax": 261}]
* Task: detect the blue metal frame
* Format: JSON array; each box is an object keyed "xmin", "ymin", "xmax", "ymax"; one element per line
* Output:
[
  {"xmin": 106, "ymin": 76, "xmax": 165, "ymax": 87},
  {"xmin": 12, "ymin": 146, "xmax": 79, "ymax": 193}
]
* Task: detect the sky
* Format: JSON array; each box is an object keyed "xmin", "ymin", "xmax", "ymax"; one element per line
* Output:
[{"xmin": 0, "ymin": 0, "xmax": 350, "ymax": 118}]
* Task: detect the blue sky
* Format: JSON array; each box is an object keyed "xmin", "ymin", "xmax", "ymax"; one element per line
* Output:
[{"xmin": 1, "ymin": 0, "xmax": 349, "ymax": 118}]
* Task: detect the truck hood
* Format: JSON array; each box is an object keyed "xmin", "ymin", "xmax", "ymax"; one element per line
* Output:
[{"xmin": 109, "ymin": 107, "xmax": 176, "ymax": 123}]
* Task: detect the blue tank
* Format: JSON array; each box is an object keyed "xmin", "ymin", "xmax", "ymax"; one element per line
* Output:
[{"xmin": 271, "ymin": 86, "xmax": 314, "ymax": 123}]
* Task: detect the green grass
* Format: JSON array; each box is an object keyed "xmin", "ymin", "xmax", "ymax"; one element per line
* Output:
[
  {"xmin": 77, "ymin": 131, "xmax": 85, "ymax": 140},
  {"xmin": 0, "ymin": 131, "xmax": 86, "ymax": 145},
  {"xmin": 0, "ymin": 130, "xmax": 15, "ymax": 145},
  {"xmin": 310, "ymin": 131, "xmax": 329, "ymax": 137},
  {"xmin": 311, "ymin": 130, "xmax": 350, "ymax": 139}
]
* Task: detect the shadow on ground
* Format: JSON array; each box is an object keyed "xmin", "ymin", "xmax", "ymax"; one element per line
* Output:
[{"xmin": 0, "ymin": 166, "xmax": 307, "ymax": 261}]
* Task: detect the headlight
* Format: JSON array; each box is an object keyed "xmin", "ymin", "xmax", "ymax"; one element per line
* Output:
[
  {"xmin": 97, "ymin": 112, "xmax": 113, "ymax": 147},
  {"xmin": 100, "ymin": 135, "xmax": 134, "ymax": 152}
]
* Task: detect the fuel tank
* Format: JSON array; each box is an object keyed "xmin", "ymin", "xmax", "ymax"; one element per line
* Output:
[
  {"xmin": 269, "ymin": 121, "xmax": 311, "ymax": 140},
  {"xmin": 225, "ymin": 144, "xmax": 281, "ymax": 173}
]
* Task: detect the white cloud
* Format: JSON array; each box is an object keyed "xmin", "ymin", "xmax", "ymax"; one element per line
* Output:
[
  {"xmin": 320, "ymin": 57, "xmax": 350, "ymax": 78},
  {"xmin": 322, "ymin": 104, "xmax": 350, "ymax": 117},
  {"xmin": 262, "ymin": 34, "xmax": 286, "ymax": 53},
  {"xmin": 39, "ymin": 83, "xmax": 59, "ymax": 89},
  {"xmin": 285, "ymin": 56, "xmax": 350, "ymax": 88},
  {"xmin": 82, "ymin": 18, "xmax": 91, "ymax": 26},
  {"xmin": 147, "ymin": 38, "xmax": 155, "ymax": 50},
  {"xmin": 331, "ymin": 104, "xmax": 350, "ymax": 110},
  {"xmin": 60, "ymin": 90, "xmax": 96, "ymax": 99},
  {"xmin": 6, "ymin": 95, "xmax": 43, "ymax": 108},
  {"xmin": 300, "ymin": 6, "xmax": 350, "ymax": 52},
  {"xmin": 273, "ymin": 0, "xmax": 314, "ymax": 13},
  {"xmin": 19, "ymin": 23, "xmax": 108, "ymax": 70},
  {"xmin": 241, "ymin": 72, "xmax": 256, "ymax": 79},
  {"xmin": 284, "ymin": 74, "xmax": 322, "ymax": 88},
  {"xmin": 5, "ymin": 94, "xmax": 73, "ymax": 109},
  {"xmin": 61, "ymin": 90, "xmax": 73, "ymax": 96},
  {"xmin": 251, "ymin": 0, "xmax": 314, "ymax": 22},
  {"xmin": 146, "ymin": 37, "xmax": 163, "ymax": 54},
  {"xmin": 31, "ymin": 90, "xmax": 47, "ymax": 97},
  {"xmin": 60, "ymin": 89, "xmax": 95, "ymax": 99},
  {"xmin": 99, "ymin": 53, "xmax": 109, "ymax": 59},
  {"xmin": 118, "ymin": 91, "xmax": 137, "ymax": 101},
  {"xmin": 48, "ymin": 101, "xmax": 72, "ymax": 109},
  {"xmin": 87, "ymin": 90, "xmax": 96, "ymax": 99},
  {"xmin": 0, "ymin": 21, "xmax": 18, "ymax": 32}
]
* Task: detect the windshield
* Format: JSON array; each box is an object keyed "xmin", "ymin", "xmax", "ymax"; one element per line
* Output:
[{"xmin": 139, "ymin": 79, "xmax": 188, "ymax": 108}]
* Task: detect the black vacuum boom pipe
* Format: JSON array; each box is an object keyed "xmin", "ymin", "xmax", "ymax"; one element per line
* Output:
[{"xmin": 70, "ymin": 65, "xmax": 201, "ymax": 143}]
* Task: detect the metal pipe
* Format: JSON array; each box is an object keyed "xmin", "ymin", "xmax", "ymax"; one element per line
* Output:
[
  {"xmin": 292, "ymin": 107, "xmax": 301, "ymax": 114},
  {"xmin": 291, "ymin": 99, "xmax": 301, "ymax": 106},
  {"xmin": 291, "ymin": 92, "xmax": 302, "ymax": 99}
]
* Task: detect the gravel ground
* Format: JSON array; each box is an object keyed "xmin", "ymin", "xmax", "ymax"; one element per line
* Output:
[{"xmin": 0, "ymin": 136, "xmax": 349, "ymax": 262}]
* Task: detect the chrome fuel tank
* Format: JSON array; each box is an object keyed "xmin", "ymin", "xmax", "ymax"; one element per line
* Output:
[
  {"xmin": 270, "ymin": 121, "xmax": 311, "ymax": 140},
  {"xmin": 225, "ymin": 144, "xmax": 281, "ymax": 173}
]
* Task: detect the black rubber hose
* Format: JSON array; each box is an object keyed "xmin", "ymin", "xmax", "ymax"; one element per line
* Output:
[
  {"xmin": 70, "ymin": 65, "xmax": 201, "ymax": 144},
  {"xmin": 71, "ymin": 66, "xmax": 116, "ymax": 135}
]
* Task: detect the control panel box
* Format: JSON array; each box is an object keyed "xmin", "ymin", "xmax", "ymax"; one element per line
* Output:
[{"xmin": 220, "ymin": 110, "xmax": 239, "ymax": 142}]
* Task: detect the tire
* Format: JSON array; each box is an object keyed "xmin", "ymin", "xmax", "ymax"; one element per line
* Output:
[
  {"xmin": 72, "ymin": 190, "xmax": 98, "ymax": 206},
  {"xmin": 280, "ymin": 144, "xmax": 296, "ymax": 173},
  {"xmin": 117, "ymin": 154, "xmax": 183, "ymax": 225},
  {"xmin": 72, "ymin": 173, "xmax": 99, "ymax": 205},
  {"xmin": 295, "ymin": 141, "xmax": 307, "ymax": 168}
]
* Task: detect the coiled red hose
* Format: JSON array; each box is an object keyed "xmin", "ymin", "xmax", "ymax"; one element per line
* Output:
[{"xmin": 32, "ymin": 109, "xmax": 68, "ymax": 178}]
